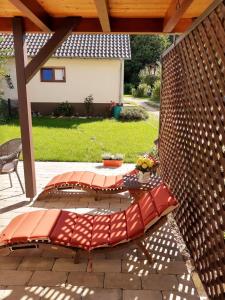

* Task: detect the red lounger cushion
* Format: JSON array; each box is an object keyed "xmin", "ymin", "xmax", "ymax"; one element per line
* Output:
[
  {"xmin": 50, "ymin": 211, "xmax": 78, "ymax": 246},
  {"xmin": 91, "ymin": 215, "xmax": 110, "ymax": 248},
  {"xmin": 138, "ymin": 192, "xmax": 158, "ymax": 226},
  {"xmin": 70, "ymin": 214, "xmax": 94, "ymax": 250},
  {"xmin": 126, "ymin": 204, "xmax": 144, "ymax": 239},
  {"xmin": 151, "ymin": 184, "xmax": 178, "ymax": 215},
  {"xmin": 109, "ymin": 212, "xmax": 127, "ymax": 245},
  {"xmin": 0, "ymin": 183, "xmax": 178, "ymax": 251}
]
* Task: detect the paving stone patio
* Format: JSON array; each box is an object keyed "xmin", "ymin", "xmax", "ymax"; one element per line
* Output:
[{"xmin": 0, "ymin": 162, "xmax": 204, "ymax": 300}]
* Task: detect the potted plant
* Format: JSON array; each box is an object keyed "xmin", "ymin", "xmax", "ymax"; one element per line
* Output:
[
  {"xmin": 135, "ymin": 155, "xmax": 157, "ymax": 183},
  {"xmin": 102, "ymin": 153, "xmax": 124, "ymax": 167},
  {"xmin": 84, "ymin": 94, "xmax": 94, "ymax": 117}
]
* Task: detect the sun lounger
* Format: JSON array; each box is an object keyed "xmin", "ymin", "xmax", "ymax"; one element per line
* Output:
[
  {"xmin": 37, "ymin": 156, "xmax": 160, "ymax": 201},
  {"xmin": 0, "ymin": 183, "xmax": 178, "ymax": 264}
]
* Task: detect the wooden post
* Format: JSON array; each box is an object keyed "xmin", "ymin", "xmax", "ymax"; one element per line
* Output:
[{"xmin": 12, "ymin": 16, "xmax": 36, "ymax": 198}]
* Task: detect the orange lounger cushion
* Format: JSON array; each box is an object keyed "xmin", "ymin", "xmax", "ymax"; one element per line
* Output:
[
  {"xmin": 44, "ymin": 171, "xmax": 124, "ymax": 191},
  {"xmin": 0, "ymin": 184, "xmax": 178, "ymax": 251}
]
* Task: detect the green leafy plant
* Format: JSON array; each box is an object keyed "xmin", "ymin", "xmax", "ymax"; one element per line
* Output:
[
  {"xmin": 119, "ymin": 107, "xmax": 149, "ymax": 121},
  {"xmin": 102, "ymin": 153, "xmax": 124, "ymax": 160},
  {"xmin": 139, "ymin": 66, "xmax": 158, "ymax": 88},
  {"xmin": 131, "ymin": 83, "xmax": 150, "ymax": 98},
  {"xmin": 124, "ymin": 83, "xmax": 134, "ymax": 94},
  {"xmin": 150, "ymin": 80, "xmax": 161, "ymax": 102},
  {"xmin": 84, "ymin": 94, "xmax": 94, "ymax": 116},
  {"xmin": 54, "ymin": 101, "xmax": 73, "ymax": 117},
  {"xmin": 149, "ymin": 145, "xmax": 158, "ymax": 157},
  {"xmin": 0, "ymin": 98, "xmax": 9, "ymax": 123}
]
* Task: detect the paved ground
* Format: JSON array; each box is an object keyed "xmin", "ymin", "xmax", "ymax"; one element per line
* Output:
[
  {"xmin": 0, "ymin": 162, "xmax": 204, "ymax": 300},
  {"xmin": 123, "ymin": 96, "xmax": 160, "ymax": 116}
]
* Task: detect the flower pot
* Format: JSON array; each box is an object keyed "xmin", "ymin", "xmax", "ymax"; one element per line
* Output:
[
  {"xmin": 138, "ymin": 171, "xmax": 151, "ymax": 183},
  {"xmin": 103, "ymin": 159, "xmax": 123, "ymax": 168}
]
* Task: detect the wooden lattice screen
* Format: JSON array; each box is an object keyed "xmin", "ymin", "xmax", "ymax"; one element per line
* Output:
[{"xmin": 160, "ymin": 1, "xmax": 225, "ymax": 299}]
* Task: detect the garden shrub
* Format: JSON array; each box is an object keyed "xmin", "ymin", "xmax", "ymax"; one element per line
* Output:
[
  {"xmin": 54, "ymin": 101, "xmax": 73, "ymax": 116},
  {"xmin": 84, "ymin": 94, "xmax": 94, "ymax": 116},
  {"xmin": 0, "ymin": 98, "xmax": 9, "ymax": 123},
  {"xmin": 150, "ymin": 80, "xmax": 161, "ymax": 102},
  {"xmin": 139, "ymin": 67, "xmax": 158, "ymax": 88},
  {"xmin": 124, "ymin": 83, "xmax": 134, "ymax": 94},
  {"xmin": 119, "ymin": 107, "xmax": 149, "ymax": 121},
  {"xmin": 131, "ymin": 83, "xmax": 150, "ymax": 98}
]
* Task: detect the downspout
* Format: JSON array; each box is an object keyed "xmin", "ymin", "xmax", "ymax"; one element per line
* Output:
[{"xmin": 118, "ymin": 59, "xmax": 124, "ymax": 104}]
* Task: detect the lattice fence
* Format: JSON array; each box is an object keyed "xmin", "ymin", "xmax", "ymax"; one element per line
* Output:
[{"xmin": 160, "ymin": 1, "xmax": 225, "ymax": 299}]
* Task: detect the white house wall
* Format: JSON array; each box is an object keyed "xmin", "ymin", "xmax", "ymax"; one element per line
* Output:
[{"xmin": 1, "ymin": 57, "xmax": 122, "ymax": 104}]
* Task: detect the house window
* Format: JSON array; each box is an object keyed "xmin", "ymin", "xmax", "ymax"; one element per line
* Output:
[{"xmin": 41, "ymin": 67, "xmax": 66, "ymax": 82}]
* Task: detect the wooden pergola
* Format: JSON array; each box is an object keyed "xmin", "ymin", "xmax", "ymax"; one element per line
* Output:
[{"xmin": 0, "ymin": 0, "xmax": 214, "ymax": 198}]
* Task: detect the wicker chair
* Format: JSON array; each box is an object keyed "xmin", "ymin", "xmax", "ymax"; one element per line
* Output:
[{"xmin": 0, "ymin": 138, "xmax": 24, "ymax": 193}]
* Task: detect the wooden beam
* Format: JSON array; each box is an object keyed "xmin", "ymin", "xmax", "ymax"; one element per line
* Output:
[
  {"xmin": 25, "ymin": 17, "xmax": 81, "ymax": 83},
  {"xmin": 0, "ymin": 17, "xmax": 192, "ymax": 33},
  {"xmin": 12, "ymin": 16, "xmax": 36, "ymax": 198},
  {"xmin": 10, "ymin": 0, "xmax": 52, "ymax": 32},
  {"xmin": 163, "ymin": 0, "xmax": 194, "ymax": 32},
  {"xmin": 94, "ymin": 0, "xmax": 111, "ymax": 32}
]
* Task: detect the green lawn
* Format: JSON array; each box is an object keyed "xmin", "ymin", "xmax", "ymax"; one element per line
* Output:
[{"xmin": 0, "ymin": 116, "xmax": 159, "ymax": 163}]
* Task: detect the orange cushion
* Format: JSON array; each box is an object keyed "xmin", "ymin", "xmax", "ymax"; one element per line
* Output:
[
  {"xmin": 44, "ymin": 171, "xmax": 125, "ymax": 191},
  {"xmin": 103, "ymin": 175, "xmax": 117, "ymax": 188},
  {"xmin": 138, "ymin": 192, "xmax": 158, "ymax": 226},
  {"xmin": 91, "ymin": 174, "xmax": 107, "ymax": 189},
  {"xmin": 151, "ymin": 184, "xmax": 178, "ymax": 215},
  {"xmin": 91, "ymin": 215, "xmax": 110, "ymax": 248},
  {"xmin": 70, "ymin": 214, "xmax": 94, "ymax": 250},
  {"xmin": 125, "ymin": 204, "xmax": 144, "ymax": 239},
  {"xmin": 50, "ymin": 211, "xmax": 77, "ymax": 246},
  {"xmin": 29, "ymin": 209, "xmax": 61, "ymax": 241},
  {"xmin": 0, "ymin": 213, "xmax": 28, "ymax": 245},
  {"xmin": 79, "ymin": 172, "xmax": 95, "ymax": 186},
  {"xmin": 67, "ymin": 171, "xmax": 85, "ymax": 184},
  {"xmin": 10, "ymin": 210, "xmax": 47, "ymax": 243},
  {"xmin": 109, "ymin": 211, "xmax": 127, "ymax": 245}
]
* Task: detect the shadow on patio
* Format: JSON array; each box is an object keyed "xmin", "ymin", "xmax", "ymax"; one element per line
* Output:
[{"xmin": 0, "ymin": 162, "xmax": 204, "ymax": 300}]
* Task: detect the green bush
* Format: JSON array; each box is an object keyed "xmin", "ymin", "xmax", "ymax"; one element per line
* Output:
[
  {"xmin": 131, "ymin": 83, "xmax": 150, "ymax": 98},
  {"xmin": 150, "ymin": 80, "xmax": 161, "ymax": 102},
  {"xmin": 84, "ymin": 94, "xmax": 94, "ymax": 116},
  {"xmin": 0, "ymin": 98, "xmax": 9, "ymax": 123},
  {"xmin": 124, "ymin": 83, "xmax": 134, "ymax": 94},
  {"xmin": 139, "ymin": 67, "xmax": 158, "ymax": 88},
  {"xmin": 119, "ymin": 107, "xmax": 149, "ymax": 121},
  {"xmin": 54, "ymin": 101, "xmax": 73, "ymax": 116}
]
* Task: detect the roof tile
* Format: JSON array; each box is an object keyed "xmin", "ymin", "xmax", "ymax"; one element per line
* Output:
[{"xmin": 0, "ymin": 33, "xmax": 131, "ymax": 59}]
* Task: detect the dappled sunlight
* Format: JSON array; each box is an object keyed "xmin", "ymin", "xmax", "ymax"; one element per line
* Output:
[
  {"xmin": 0, "ymin": 285, "xmax": 97, "ymax": 300},
  {"xmin": 0, "ymin": 162, "xmax": 201, "ymax": 299}
]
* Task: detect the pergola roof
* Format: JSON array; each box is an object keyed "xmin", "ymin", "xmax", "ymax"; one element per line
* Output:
[{"xmin": 0, "ymin": 0, "xmax": 214, "ymax": 34}]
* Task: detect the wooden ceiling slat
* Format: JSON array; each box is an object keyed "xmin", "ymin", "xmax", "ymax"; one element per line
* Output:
[
  {"xmin": 9, "ymin": 0, "xmax": 52, "ymax": 32},
  {"xmin": 94, "ymin": 0, "xmax": 111, "ymax": 32},
  {"xmin": 163, "ymin": 0, "xmax": 194, "ymax": 32}
]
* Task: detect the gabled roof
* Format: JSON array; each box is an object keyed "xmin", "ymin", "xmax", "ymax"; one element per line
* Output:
[{"xmin": 0, "ymin": 33, "xmax": 131, "ymax": 59}]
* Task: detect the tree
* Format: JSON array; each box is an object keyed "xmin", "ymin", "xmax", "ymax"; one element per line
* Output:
[{"xmin": 125, "ymin": 35, "xmax": 170, "ymax": 86}]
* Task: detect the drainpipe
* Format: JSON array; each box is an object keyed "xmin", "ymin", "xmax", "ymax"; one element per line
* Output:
[{"xmin": 118, "ymin": 59, "xmax": 124, "ymax": 104}]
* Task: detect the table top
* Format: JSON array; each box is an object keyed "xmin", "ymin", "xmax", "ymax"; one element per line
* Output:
[{"xmin": 122, "ymin": 173, "xmax": 162, "ymax": 190}]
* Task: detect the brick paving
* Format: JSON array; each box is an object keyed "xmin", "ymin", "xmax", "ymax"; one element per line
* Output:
[{"xmin": 0, "ymin": 162, "xmax": 202, "ymax": 299}]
